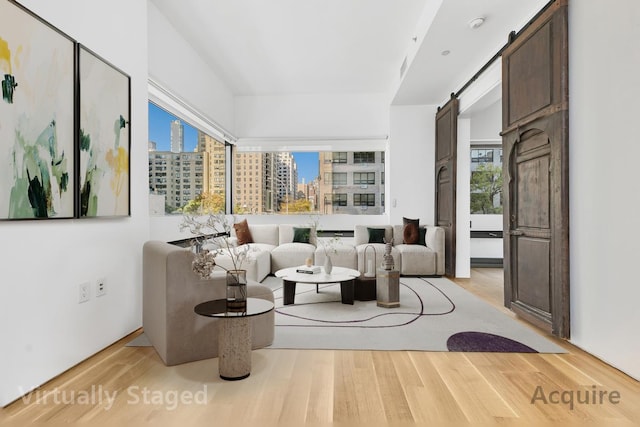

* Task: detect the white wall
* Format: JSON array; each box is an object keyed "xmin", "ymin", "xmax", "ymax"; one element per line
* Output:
[
  {"xmin": 470, "ymin": 100, "xmax": 501, "ymax": 141},
  {"xmin": 456, "ymin": 118, "xmax": 471, "ymax": 278},
  {"xmin": 569, "ymin": 1, "xmax": 640, "ymax": 380},
  {"xmin": 235, "ymin": 93, "xmax": 389, "ymax": 138},
  {"xmin": 0, "ymin": 0, "xmax": 149, "ymax": 406},
  {"xmin": 148, "ymin": 2, "xmax": 235, "ymax": 133},
  {"xmin": 388, "ymin": 105, "xmax": 437, "ymax": 226}
]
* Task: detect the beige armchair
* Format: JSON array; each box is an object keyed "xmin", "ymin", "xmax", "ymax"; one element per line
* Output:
[{"xmin": 142, "ymin": 240, "xmax": 274, "ymax": 366}]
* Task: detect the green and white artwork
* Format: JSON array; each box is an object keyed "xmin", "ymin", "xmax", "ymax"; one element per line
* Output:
[
  {"xmin": 0, "ymin": 1, "xmax": 75, "ymax": 219},
  {"xmin": 78, "ymin": 45, "xmax": 130, "ymax": 217}
]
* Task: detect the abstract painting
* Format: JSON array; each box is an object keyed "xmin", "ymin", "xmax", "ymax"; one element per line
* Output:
[
  {"xmin": 78, "ymin": 45, "xmax": 130, "ymax": 217},
  {"xmin": 0, "ymin": 1, "xmax": 75, "ymax": 219}
]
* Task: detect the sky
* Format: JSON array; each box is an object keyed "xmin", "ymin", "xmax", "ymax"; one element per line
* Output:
[{"xmin": 149, "ymin": 103, "xmax": 318, "ymax": 183}]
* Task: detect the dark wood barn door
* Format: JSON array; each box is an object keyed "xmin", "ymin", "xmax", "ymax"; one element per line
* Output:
[
  {"xmin": 435, "ymin": 95, "xmax": 459, "ymax": 277},
  {"xmin": 501, "ymin": 0, "xmax": 570, "ymax": 338}
]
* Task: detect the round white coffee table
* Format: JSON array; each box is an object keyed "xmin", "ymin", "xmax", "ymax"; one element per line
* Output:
[{"xmin": 275, "ymin": 266, "xmax": 361, "ymax": 305}]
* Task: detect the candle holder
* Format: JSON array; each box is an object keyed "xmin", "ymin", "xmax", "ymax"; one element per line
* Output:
[{"xmin": 363, "ymin": 245, "xmax": 376, "ymax": 278}]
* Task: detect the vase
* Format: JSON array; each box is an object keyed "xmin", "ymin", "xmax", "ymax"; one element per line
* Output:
[
  {"xmin": 323, "ymin": 256, "xmax": 333, "ymax": 275},
  {"xmin": 226, "ymin": 270, "xmax": 247, "ymax": 311}
]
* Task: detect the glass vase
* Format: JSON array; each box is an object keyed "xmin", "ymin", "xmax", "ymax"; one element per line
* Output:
[{"xmin": 226, "ymin": 270, "xmax": 247, "ymax": 311}]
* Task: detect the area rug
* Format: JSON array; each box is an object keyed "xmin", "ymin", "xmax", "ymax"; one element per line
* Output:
[{"xmin": 261, "ymin": 276, "xmax": 565, "ymax": 353}]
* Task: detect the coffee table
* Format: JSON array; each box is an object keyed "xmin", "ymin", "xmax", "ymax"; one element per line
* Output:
[
  {"xmin": 194, "ymin": 297, "xmax": 274, "ymax": 380},
  {"xmin": 275, "ymin": 266, "xmax": 361, "ymax": 305}
]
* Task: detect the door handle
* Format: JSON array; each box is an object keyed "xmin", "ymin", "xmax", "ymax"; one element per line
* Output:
[{"xmin": 510, "ymin": 230, "xmax": 524, "ymax": 236}]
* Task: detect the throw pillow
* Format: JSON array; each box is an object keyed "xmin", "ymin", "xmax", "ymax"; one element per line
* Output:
[
  {"xmin": 367, "ymin": 227, "xmax": 386, "ymax": 244},
  {"xmin": 403, "ymin": 217, "xmax": 420, "ymax": 244},
  {"xmin": 233, "ymin": 219, "xmax": 253, "ymax": 245},
  {"xmin": 293, "ymin": 227, "xmax": 311, "ymax": 243},
  {"xmin": 418, "ymin": 227, "xmax": 427, "ymax": 246}
]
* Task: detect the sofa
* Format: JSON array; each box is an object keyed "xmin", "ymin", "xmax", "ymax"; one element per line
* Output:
[
  {"xmin": 213, "ymin": 224, "xmax": 317, "ymax": 281},
  {"xmin": 142, "ymin": 240, "xmax": 275, "ymax": 366},
  {"xmin": 353, "ymin": 225, "xmax": 445, "ymax": 276},
  {"xmin": 203, "ymin": 222, "xmax": 445, "ymax": 280}
]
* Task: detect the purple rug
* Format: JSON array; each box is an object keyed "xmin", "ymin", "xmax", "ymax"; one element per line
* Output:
[{"xmin": 446, "ymin": 331, "xmax": 537, "ymax": 353}]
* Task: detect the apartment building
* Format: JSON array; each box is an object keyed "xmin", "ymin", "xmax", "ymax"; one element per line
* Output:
[{"xmin": 319, "ymin": 151, "xmax": 385, "ymax": 215}]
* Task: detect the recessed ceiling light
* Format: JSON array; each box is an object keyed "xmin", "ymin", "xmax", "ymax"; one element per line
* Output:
[
  {"xmin": 441, "ymin": 50, "xmax": 451, "ymax": 56},
  {"xmin": 469, "ymin": 17, "xmax": 485, "ymax": 29}
]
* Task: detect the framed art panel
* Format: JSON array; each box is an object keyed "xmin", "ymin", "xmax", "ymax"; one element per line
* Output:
[
  {"xmin": 0, "ymin": 0, "xmax": 76, "ymax": 219},
  {"xmin": 78, "ymin": 44, "xmax": 131, "ymax": 217}
]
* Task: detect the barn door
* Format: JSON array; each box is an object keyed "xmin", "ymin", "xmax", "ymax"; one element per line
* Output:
[
  {"xmin": 502, "ymin": 0, "xmax": 569, "ymax": 338},
  {"xmin": 435, "ymin": 95, "xmax": 459, "ymax": 277}
]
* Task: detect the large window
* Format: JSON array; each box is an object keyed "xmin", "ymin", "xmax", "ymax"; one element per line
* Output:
[
  {"xmin": 148, "ymin": 102, "xmax": 226, "ymax": 215},
  {"xmin": 232, "ymin": 149, "xmax": 385, "ymax": 215}
]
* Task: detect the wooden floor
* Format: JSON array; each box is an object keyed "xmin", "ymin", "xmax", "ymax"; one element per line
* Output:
[{"xmin": 2, "ymin": 269, "xmax": 639, "ymax": 426}]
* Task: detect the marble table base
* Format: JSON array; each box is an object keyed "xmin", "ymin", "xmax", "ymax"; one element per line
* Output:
[{"xmin": 218, "ymin": 317, "xmax": 251, "ymax": 380}]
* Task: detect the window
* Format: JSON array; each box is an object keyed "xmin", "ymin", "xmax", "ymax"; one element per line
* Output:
[
  {"xmin": 381, "ymin": 172, "xmax": 385, "ymax": 185},
  {"xmin": 353, "ymin": 152, "xmax": 375, "ymax": 163},
  {"xmin": 354, "ymin": 193, "xmax": 375, "ymax": 206},
  {"xmin": 325, "ymin": 193, "xmax": 347, "ymax": 206},
  {"xmin": 332, "ymin": 152, "xmax": 347, "ymax": 163},
  {"xmin": 470, "ymin": 146, "xmax": 503, "ymax": 215},
  {"xmin": 471, "ymin": 148, "xmax": 494, "ymax": 163},
  {"xmin": 332, "ymin": 173, "xmax": 347, "ymax": 185},
  {"xmin": 353, "ymin": 172, "xmax": 375, "ymax": 185}
]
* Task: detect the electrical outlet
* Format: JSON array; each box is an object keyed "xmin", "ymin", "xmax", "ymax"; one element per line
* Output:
[
  {"xmin": 79, "ymin": 282, "xmax": 90, "ymax": 303},
  {"xmin": 96, "ymin": 278, "xmax": 107, "ymax": 297}
]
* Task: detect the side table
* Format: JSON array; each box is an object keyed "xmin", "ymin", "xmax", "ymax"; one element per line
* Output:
[
  {"xmin": 194, "ymin": 297, "xmax": 274, "ymax": 380},
  {"xmin": 376, "ymin": 269, "xmax": 400, "ymax": 308}
]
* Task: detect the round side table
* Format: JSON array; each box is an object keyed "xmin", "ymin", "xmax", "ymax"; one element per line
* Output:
[{"xmin": 194, "ymin": 297, "xmax": 274, "ymax": 380}]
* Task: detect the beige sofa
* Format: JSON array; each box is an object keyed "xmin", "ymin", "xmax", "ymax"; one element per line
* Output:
[
  {"xmin": 214, "ymin": 224, "xmax": 317, "ymax": 281},
  {"xmin": 353, "ymin": 225, "xmax": 445, "ymax": 276},
  {"xmin": 205, "ymin": 222, "xmax": 445, "ymax": 280},
  {"xmin": 142, "ymin": 240, "xmax": 274, "ymax": 366}
]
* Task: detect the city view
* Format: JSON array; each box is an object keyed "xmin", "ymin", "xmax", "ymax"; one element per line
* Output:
[{"xmin": 148, "ymin": 103, "xmax": 385, "ymax": 215}]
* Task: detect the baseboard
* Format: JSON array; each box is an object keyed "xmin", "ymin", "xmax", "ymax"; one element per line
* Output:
[{"xmin": 471, "ymin": 258, "xmax": 503, "ymax": 268}]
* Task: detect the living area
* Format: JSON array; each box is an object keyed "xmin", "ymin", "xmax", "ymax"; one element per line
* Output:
[{"xmin": 2, "ymin": 0, "xmax": 640, "ymax": 425}]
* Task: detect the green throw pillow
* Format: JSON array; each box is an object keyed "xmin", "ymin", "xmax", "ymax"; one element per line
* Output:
[
  {"xmin": 418, "ymin": 227, "xmax": 427, "ymax": 246},
  {"xmin": 293, "ymin": 227, "xmax": 311, "ymax": 243},
  {"xmin": 367, "ymin": 227, "xmax": 386, "ymax": 244}
]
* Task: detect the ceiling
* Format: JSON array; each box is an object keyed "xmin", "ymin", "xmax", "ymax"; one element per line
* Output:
[{"xmin": 151, "ymin": 0, "xmax": 549, "ymax": 105}]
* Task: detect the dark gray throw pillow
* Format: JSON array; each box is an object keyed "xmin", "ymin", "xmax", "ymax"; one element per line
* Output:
[{"xmin": 367, "ymin": 227, "xmax": 386, "ymax": 244}]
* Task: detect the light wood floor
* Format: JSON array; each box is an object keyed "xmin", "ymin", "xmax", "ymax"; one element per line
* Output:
[{"xmin": 2, "ymin": 269, "xmax": 639, "ymax": 426}]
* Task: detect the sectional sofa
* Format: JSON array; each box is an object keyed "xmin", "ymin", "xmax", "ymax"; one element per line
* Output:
[{"xmin": 211, "ymin": 223, "xmax": 445, "ymax": 281}]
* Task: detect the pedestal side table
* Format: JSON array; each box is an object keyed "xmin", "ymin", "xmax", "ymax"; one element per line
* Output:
[
  {"xmin": 376, "ymin": 269, "xmax": 400, "ymax": 308},
  {"xmin": 194, "ymin": 297, "xmax": 274, "ymax": 380}
]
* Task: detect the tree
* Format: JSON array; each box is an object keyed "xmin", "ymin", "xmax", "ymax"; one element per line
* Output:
[
  {"xmin": 182, "ymin": 192, "xmax": 225, "ymax": 214},
  {"xmin": 470, "ymin": 163, "xmax": 503, "ymax": 214},
  {"xmin": 279, "ymin": 197, "xmax": 312, "ymax": 213}
]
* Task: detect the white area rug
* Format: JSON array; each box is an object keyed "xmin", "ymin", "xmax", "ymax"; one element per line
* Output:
[{"xmin": 261, "ymin": 276, "xmax": 565, "ymax": 353}]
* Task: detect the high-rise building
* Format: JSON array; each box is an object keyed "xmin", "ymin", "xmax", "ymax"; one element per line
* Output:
[
  {"xmin": 319, "ymin": 151, "xmax": 385, "ymax": 215},
  {"xmin": 276, "ymin": 152, "xmax": 297, "ymax": 203},
  {"xmin": 170, "ymin": 119, "xmax": 184, "ymax": 153},
  {"xmin": 149, "ymin": 149, "xmax": 208, "ymax": 212},
  {"xmin": 197, "ymin": 131, "xmax": 226, "ymax": 196}
]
